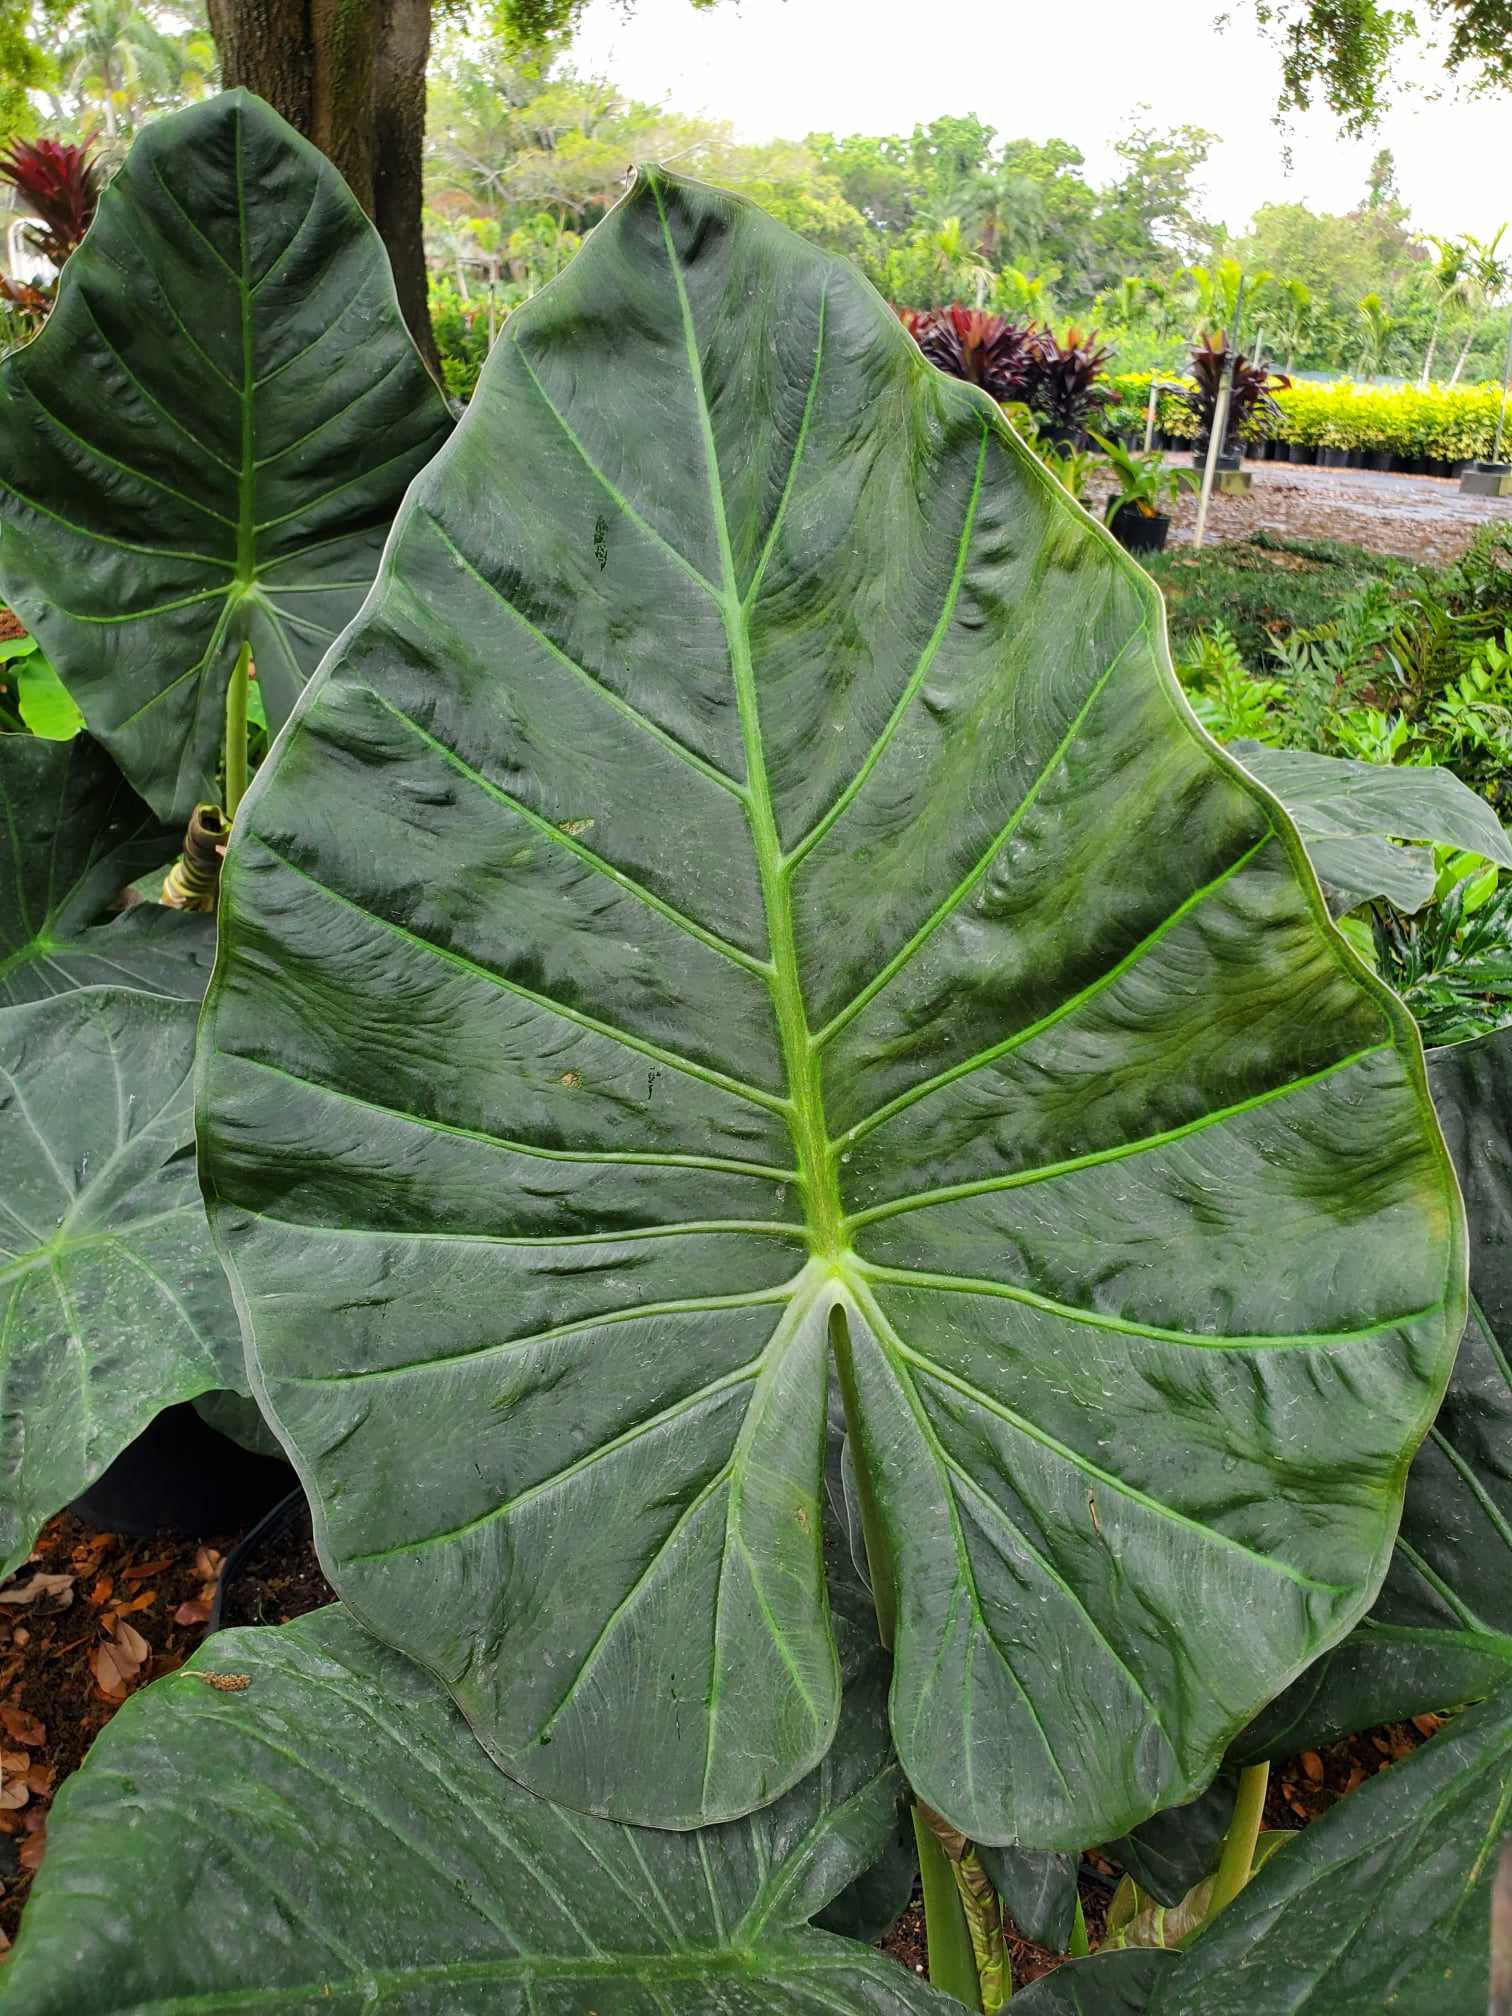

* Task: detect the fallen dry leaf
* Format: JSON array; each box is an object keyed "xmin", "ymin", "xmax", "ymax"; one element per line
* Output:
[
  {"xmin": 1300, "ymin": 1751, "xmax": 1324, "ymax": 1784},
  {"xmin": 121, "ymin": 1557, "xmax": 173, "ymax": 1587},
  {"xmin": 0, "ymin": 1706, "xmax": 43, "ymax": 1747},
  {"xmin": 114, "ymin": 1620, "xmax": 149, "ymax": 1667},
  {"xmin": 0, "ymin": 1784, "xmax": 25, "ymax": 1812},
  {"xmin": 87, "ymin": 1576, "xmax": 114, "ymax": 1610},
  {"xmin": 173, "ymin": 1598, "xmax": 212, "ymax": 1628},
  {"xmin": 0, "ymin": 1573, "xmax": 73, "ymax": 1609},
  {"xmin": 193, "ymin": 1548, "xmax": 223, "ymax": 1583},
  {"xmin": 90, "ymin": 1643, "xmax": 129, "ymax": 1702}
]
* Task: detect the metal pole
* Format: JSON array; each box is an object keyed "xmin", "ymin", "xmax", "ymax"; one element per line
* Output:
[
  {"xmin": 1492, "ymin": 312, "xmax": 1512, "ymax": 466},
  {"xmin": 1193, "ymin": 361, "xmax": 1234, "ymax": 549},
  {"xmin": 1144, "ymin": 381, "xmax": 1160, "ymax": 453}
]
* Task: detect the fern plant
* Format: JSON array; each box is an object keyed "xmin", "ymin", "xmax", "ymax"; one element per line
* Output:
[{"xmin": 1176, "ymin": 622, "xmax": 1288, "ymax": 743}]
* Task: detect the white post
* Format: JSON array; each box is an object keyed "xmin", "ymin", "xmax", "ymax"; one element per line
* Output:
[
  {"xmin": 1143, "ymin": 381, "xmax": 1160, "ymax": 453},
  {"xmin": 1193, "ymin": 362, "xmax": 1235, "ymax": 549}
]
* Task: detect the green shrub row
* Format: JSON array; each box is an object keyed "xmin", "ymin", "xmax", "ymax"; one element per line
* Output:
[{"xmin": 1102, "ymin": 370, "xmax": 1510, "ymax": 461}]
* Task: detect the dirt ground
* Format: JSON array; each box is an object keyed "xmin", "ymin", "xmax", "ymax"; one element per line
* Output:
[{"xmin": 1097, "ymin": 459, "xmax": 1512, "ymax": 566}]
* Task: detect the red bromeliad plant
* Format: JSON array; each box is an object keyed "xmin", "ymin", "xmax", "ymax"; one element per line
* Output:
[
  {"xmin": 1021, "ymin": 322, "xmax": 1114, "ymax": 446},
  {"xmin": 0, "ymin": 135, "xmax": 104, "ymax": 271},
  {"xmin": 895, "ymin": 303, "xmax": 1038, "ymax": 401},
  {"xmin": 897, "ymin": 305, "xmax": 1115, "ymax": 449},
  {"xmin": 1184, "ymin": 329, "xmax": 1291, "ymax": 462}
]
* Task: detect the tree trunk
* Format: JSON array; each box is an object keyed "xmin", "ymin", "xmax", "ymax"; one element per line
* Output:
[
  {"xmin": 204, "ymin": 0, "xmax": 438, "ymax": 374},
  {"xmin": 372, "ymin": 0, "xmax": 433, "ymax": 367},
  {"xmin": 1420, "ymin": 306, "xmax": 1441, "ymax": 389},
  {"xmin": 1449, "ymin": 327, "xmax": 1476, "ymax": 386}
]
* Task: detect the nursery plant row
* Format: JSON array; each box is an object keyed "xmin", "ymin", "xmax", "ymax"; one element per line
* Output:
[{"xmin": 2, "ymin": 91, "xmax": 1512, "ymax": 2015}]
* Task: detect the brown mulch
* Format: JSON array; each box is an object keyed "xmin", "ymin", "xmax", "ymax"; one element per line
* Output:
[
  {"xmin": 0, "ymin": 609, "xmax": 26, "ymax": 643},
  {"xmin": 0, "ymin": 1513, "xmax": 233, "ymax": 1945}
]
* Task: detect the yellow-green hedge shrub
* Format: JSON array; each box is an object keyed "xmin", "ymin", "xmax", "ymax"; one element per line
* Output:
[{"xmin": 1102, "ymin": 371, "xmax": 1508, "ymax": 461}]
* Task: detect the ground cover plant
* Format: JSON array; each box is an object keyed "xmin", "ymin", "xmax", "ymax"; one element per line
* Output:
[{"xmin": 4, "ymin": 97, "xmax": 1512, "ymax": 2016}]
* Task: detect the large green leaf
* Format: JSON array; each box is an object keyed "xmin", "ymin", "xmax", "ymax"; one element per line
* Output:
[
  {"xmin": 0, "ymin": 986, "xmax": 245, "ymax": 1576},
  {"xmin": 1012, "ymin": 1951, "xmax": 1178, "ymax": 2013},
  {"xmin": 1231, "ymin": 744, "xmax": 1512, "ymax": 915},
  {"xmin": 0, "ymin": 91, "xmax": 454, "ymax": 824},
  {"xmin": 1149, "ymin": 1685, "xmax": 1512, "ymax": 2014},
  {"xmin": 199, "ymin": 166, "xmax": 1463, "ymax": 1843},
  {"xmin": 1239, "ymin": 1023, "xmax": 1512, "ymax": 1760},
  {"xmin": 1, "ymin": 1604, "xmax": 952, "ymax": 2014},
  {"xmin": 0, "ymin": 733, "xmax": 214, "ymax": 1006}
]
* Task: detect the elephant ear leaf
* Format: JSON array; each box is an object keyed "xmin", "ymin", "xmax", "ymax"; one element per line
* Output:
[
  {"xmin": 0, "ymin": 734, "xmax": 214, "ymax": 1006},
  {"xmin": 1239, "ymin": 1021, "xmax": 1512, "ymax": 1761},
  {"xmin": 1232, "ymin": 744, "xmax": 1512, "ymax": 915},
  {"xmin": 0, "ymin": 89, "xmax": 454, "ymax": 824},
  {"xmin": 1148, "ymin": 1685, "xmax": 1512, "ymax": 2015},
  {"xmin": 198, "ymin": 165, "xmax": 1461, "ymax": 1842},
  {"xmin": 0, "ymin": 987, "xmax": 245, "ymax": 1578},
  {"xmin": 0, "ymin": 1604, "xmax": 955, "ymax": 2015}
]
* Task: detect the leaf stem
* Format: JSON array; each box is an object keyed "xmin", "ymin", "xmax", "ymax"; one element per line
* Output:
[
  {"xmin": 224, "ymin": 641, "xmax": 251, "ymax": 820},
  {"xmin": 1204, "ymin": 1761, "xmax": 1271, "ymax": 1925},
  {"xmin": 914, "ymin": 1805, "xmax": 985, "ymax": 2009}
]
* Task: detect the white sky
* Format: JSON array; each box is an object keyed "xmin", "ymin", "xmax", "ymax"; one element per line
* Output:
[{"xmin": 571, "ymin": 0, "xmax": 1512, "ymax": 242}]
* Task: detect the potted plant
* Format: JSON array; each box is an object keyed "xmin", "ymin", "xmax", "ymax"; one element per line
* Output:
[
  {"xmin": 1183, "ymin": 330, "xmax": 1290, "ymax": 469},
  {"xmin": 1020, "ymin": 322, "xmax": 1114, "ymax": 450},
  {"xmin": 1088, "ymin": 429, "xmax": 1199, "ymax": 552}
]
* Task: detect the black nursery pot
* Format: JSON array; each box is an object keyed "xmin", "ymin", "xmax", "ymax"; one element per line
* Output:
[
  {"xmin": 1110, "ymin": 504, "xmax": 1170, "ymax": 553},
  {"xmin": 69, "ymin": 1402, "xmax": 293, "ymax": 1538}
]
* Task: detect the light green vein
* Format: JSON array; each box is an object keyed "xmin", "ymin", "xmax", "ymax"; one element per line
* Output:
[
  {"xmin": 837, "ymin": 829, "xmax": 1276, "ymax": 1150},
  {"xmin": 853, "ymin": 1259, "xmax": 1441, "ymax": 1352},
  {"xmin": 347, "ymin": 1359, "xmax": 764, "ymax": 1564},
  {"xmin": 846, "ymin": 1042, "xmax": 1390, "ymax": 1228},
  {"xmin": 217, "ymin": 1049, "xmax": 800, "ymax": 1183},
  {"xmin": 252, "ymin": 834, "xmax": 791, "ymax": 1117},
  {"xmin": 361, "ymin": 681, "xmax": 772, "ymax": 978},
  {"xmin": 783, "ymin": 423, "xmax": 989, "ymax": 873}
]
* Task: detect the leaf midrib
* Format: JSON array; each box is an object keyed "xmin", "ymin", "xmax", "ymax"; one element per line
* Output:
[{"xmin": 648, "ymin": 173, "xmax": 842, "ymax": 1258}]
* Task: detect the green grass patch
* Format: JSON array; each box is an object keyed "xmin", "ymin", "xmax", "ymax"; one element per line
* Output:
[{"xmin": 1147, "ymin": 532, "xmax": 1409, "ymax": 663}]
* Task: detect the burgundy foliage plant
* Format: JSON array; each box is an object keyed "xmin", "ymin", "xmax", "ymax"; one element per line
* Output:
[{"xmin": 0, "ymin": 136, "xmax": 104, "ymax": 272}]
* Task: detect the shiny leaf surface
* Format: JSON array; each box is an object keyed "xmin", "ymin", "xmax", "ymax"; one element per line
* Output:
[
  {"xmin": 1152, "ymin": 1686, "xmax": 1512, "ymax": 2014},
  {"xmin": 1013, "ymin": 1951, "xmax": 1177, "ymax": 2013},
  {"xmin": 0, "ymin": 91, "xmax": 454, "ymax": 822},
  {"xmin": 200, "ymin": 166, "xmax": 1463, "ymax": 1842},
  {"xmin": 1, "ymin": 1604, "xmax": 952, "ymax": 2015},
  {"xmin": 1239, "ymin": 1024, "xmax": 1512, "ymax": 1760},
  {"xmin": 0, "ymin": 987, "xmax": 245, "ymax": 1576},
  {"xmin": 0, "ymin": 733, "xmax": 213, "ymax": 1006}
]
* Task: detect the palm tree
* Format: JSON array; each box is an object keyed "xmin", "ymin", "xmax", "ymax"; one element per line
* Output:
[
  {"xmin": 1355, "ymin": 293, "xmax": 1401, "ymax": 380},
  {"xmin": 1269, "ymin": 278, "xmax": 1313, "ymax": 374},
  {"xmin": 1418, "ymin": 235, "xmax": 1471, "ymax": 387},
  {"xmin": 1449, "ymin": 225, "xmax": 1510, "ymax": 384},
  {"xmin": 57, "ymin": 0, "xmax": 213, "ymax": 139}
]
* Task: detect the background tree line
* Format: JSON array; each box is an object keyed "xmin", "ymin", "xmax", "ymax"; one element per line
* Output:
[{"xmin": 1, "ymin": 0, "xmax": 1509, "ymax": 389}]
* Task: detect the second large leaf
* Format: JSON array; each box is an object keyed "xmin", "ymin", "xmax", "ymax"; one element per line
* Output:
[
  {"xmin": 0, "ymin": 91, "xmax": 454, "ymax": 823},
  {"xmin": 199, "ymin": 168, "xmax": 1463, "ymax": 1844}
]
